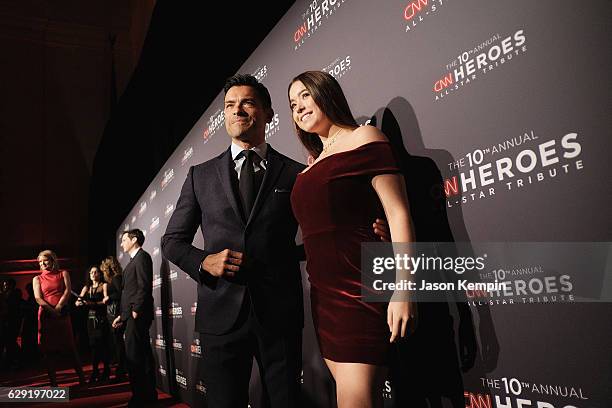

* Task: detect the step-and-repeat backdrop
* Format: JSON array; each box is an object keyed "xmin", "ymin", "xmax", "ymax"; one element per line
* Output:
[{"xmin": 117, "ymin": 1, "xmax": 611, "ymax": 406}]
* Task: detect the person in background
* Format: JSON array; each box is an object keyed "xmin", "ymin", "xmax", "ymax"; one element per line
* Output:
[
  {"xmin": 33, "ymin": 250, "xmax": 85, "ymax": 386},
  {"xmin": 20, "ymin": 283, "xmax": 40, "ymax": 365},
  {"xmin": 0, "ymin": 280, "xmax": 7, "ymax": 370},
  {"xmin": 112, "ymin": 229, "xmax": 156, "ymax": 407},
  {"xmin": 1, "ymin": 279, "xmax": 23, "ymax": 369},
  {"xmin": 100, "ymin": 255, "xmax": 126, "ymax": 382},
  {"xmin": 75, "ymin": 266, "xmax": 111, "ymax": 383},
  {"xmin": 5, "ymin": 278, "xmax": 23, "ymax": 369}
]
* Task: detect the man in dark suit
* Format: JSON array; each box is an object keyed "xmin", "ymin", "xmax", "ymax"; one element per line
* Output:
[
  {"xmin": 113, "ymin": 228, "xmax": 156, "ymax": 406},
  {"xmin": 162, "ymin": 74, "xmax": 305, "ymax": 407}
]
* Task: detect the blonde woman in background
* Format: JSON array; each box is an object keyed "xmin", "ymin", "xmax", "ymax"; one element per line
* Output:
[{"xmin": 33, "ymin": 250, "xmax": 85, "ymax": 386}]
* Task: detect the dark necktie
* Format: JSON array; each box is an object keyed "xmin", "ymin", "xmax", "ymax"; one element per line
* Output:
[{"xmin": 239, "ymin": 150, "xmax": 263, "ymax": 218}]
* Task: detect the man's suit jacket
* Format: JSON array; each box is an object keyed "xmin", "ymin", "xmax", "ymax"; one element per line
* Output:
[
  {"xmin": 120, "ymin": 248, "xmax": 154, "ymax": 322},
  {"xmin": 161, "ymin": 145, "xmax": 306, "ymax": 335}
]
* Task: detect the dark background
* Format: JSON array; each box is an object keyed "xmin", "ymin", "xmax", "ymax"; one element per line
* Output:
[{"xmin": 0, "ymin": 0, "xmax": 295, "ymax": 287}]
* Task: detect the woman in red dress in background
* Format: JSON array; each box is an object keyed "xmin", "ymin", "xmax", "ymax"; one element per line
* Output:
[
  {"xmin": 289, "ymin": 71, "xmax": 415, "ymax": 408},
  {"xmin": 33, "ymin": 250, "xmax": 85, "ymax": 386}
]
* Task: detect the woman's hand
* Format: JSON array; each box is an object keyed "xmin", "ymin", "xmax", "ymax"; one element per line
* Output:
[
  {"xmin": 45, "ymin": 307, "xmax": 61, "ymax": 318},
  {"xmin": 387, "ymin": 301, "xmax": 411, "ymax": 343},
  {"xmin": 75, "ymin": 299, "xmax": 83, "ymax": 307},
  {"xmin": 102, "ymin": 296, "xmax": 110, "ymax": 304}
]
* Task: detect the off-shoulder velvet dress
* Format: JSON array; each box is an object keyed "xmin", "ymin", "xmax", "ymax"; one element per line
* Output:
[{"xmin": 291, "ymin": 141, "xmax": 400, "ymax": 365}]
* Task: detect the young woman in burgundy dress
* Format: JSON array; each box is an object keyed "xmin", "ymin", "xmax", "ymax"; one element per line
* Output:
[{"xmin": 289, "ymin": 71, "xmax": 415, "ymax": 408}]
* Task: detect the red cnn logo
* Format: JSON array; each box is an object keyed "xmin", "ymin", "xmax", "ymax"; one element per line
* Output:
[
  {"xmin": 443, "ymin": 176, "xmax": 459, "ymax": 197},
  {"xmin": 404, "ymin": 0, "xmax": 429, "ymax": 21},
  {"xmin": 466, "ymin": 289, "xmax": 489, "ymax": 299},
  {"xmin": 464, "ymin": 392, "xmax": 492, "ymax": 408},
  {"xmin": 434, "ymin": 73, "xmax": 453, "ymax": 92},
  {"xmin": 294, "ymin": 22, "xmax": 307, "ymax": 43}
]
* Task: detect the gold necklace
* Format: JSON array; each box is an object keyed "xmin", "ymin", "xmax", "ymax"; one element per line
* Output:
[{"xmin": 321, "ymin": 128, "xmax": 343, "ymax": 154}]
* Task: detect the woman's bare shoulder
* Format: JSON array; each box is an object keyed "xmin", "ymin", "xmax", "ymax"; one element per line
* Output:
[{"xmin": 350, "ymin": 125, "xmax": 388, "ymax": 147}]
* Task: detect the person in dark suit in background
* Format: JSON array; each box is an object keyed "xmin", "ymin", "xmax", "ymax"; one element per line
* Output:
[
  {"xmin": 112, "ymin": 229, "xmax": 156, "ymax": 406},
  {"xmin": 1, "ymin": 279, "xmax": 23, "ymax": 370},
  {"xmin": 20, "ymin": 283, "xmax": 39, "ymax": 365}
]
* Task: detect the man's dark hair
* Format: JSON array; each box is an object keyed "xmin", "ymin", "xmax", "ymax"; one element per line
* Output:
[
  {"xmin": 123, "ymin": 228, "xmax": 145, "ymax": 246},
  {"xmin": 224, "ymin": 74, "xmax": 272, "ymax": 110}
]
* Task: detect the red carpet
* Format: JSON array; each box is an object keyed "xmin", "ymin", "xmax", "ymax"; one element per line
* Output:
[{"xmin": 0, "ymin": 363, "xmax": 188, "ymax": 407}]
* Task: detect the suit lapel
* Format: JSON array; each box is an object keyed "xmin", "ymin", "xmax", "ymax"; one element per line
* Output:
[
  {"xmin": 216, "ymin": 148, "xmax": 246, "ymax": 225},
  {"xmin": 246, "ymin": 146, "xmax": 285, "ymax": 226}
]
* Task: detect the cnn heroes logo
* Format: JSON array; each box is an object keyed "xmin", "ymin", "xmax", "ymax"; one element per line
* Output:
[
  {"xmin": 293, "ymin": 0, "xmax": 349, "ymax": 50},
  {"xmin": 434, "ymin": 29, "xmax": 527, "ymax": 101},
  {"xmin": 265, "ymin": 113, "xmax": 280, "ymax": 140},
  {"xmin": 468, "ymin": 376, "xmax": 590, "ymax": 408},
  {"xmin": 322, "ymin": 56, "xmax": 351, "ymax": 80},
  {"xmin": 203, "ymin": 109, "xmax": 225, "ymax": 142},
  {"xmin": 403, "ymin": 0, "xmax": 445, "ymax": 33},
  {"xmin": 372, "ymin": 253, "xmax": 486, "ymax": 275},
  {"xmin": 443, "ymin": 132, "xmax": 583, "ymax": 206}
]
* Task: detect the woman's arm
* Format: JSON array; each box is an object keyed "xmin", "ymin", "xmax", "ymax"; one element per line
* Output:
[
  {"xmin": 55, "ymin": 271, "xmax": 71, "ymax": 311},
  {"xmin": 372, "ymin": 172, "xmax": 415, "ymax": 342},
  {"xmin": 372, "ymin": 174, "xmax": 414, "ymax": 242},
  {"xmin": 33, "ymin": 276, "xmax": 59, "ymax": 316},
  {"xmin": 75, "ymin": 286, "xmax": 87, "ymax": 306},
  {"xmin": 102, "ymin": 282, "xmax": 110, "ymax": 304}
]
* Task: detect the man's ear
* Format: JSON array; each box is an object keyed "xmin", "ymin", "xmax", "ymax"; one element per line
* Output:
[{"xmin": 266, "ymin": 107, "xmax": 274, "ymax": 123}]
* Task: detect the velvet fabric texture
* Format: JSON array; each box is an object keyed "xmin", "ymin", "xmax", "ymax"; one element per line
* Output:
[{"xmin": 291, "ymin": 141, "xmax": 400, "ymax": 364}]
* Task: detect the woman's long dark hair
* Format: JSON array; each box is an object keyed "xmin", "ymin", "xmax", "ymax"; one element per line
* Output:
[
  {"xmin": 85, "ymin": 265, "xmax": 105, "ymax": 287},
  {"xmin": 288, "ymin": 71, "xmax": 358, "ymax": 158}
]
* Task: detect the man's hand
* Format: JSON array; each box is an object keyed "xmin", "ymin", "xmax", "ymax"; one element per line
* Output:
[
  {"xmin": 112, "ymin": 315, "xmax": 123, "ymax": 329},
  {"xmin": 202, "ymin": 249, "xmax": 244, "ymax": 278},
  {"xmin": 373, "ymin": 218, "xmax": 391, "ymax": 242}
]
